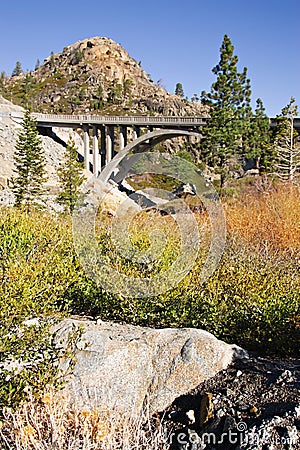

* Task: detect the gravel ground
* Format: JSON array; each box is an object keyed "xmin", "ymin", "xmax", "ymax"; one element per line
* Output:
[{"xmin": 161, "ymin": 353, "xmax": 300, "ymax": 449}]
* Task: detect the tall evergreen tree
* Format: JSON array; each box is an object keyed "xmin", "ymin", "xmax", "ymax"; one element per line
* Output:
[
  {"xmin": 200, "ymin": 35, "xmax": 252, "ymax": 186},
  {"xmin": 0, "ymin": 71, "xmax": 5, "ymax": 90},
  {"xmin": 50, "ymin": 51, "xmax": 55, "ymax": 65},
  {"xmin": 12, "ymin": 61, "xmax": 22, "ymax": 77},
  {"xmin": 239, "ymin": 68, "xmax": 253, "ymax": 154},
  {"xmin": 249, "ymin": 98, "xmax": 275, "ymax": 173},
  {"xmin": 56, "ymin": 137, "xmax": 85, "ymax": 213},
  {"xmin": 12, "ymin": 110, "xmax": 47, "ymax": 208},
  {"xmin": 273, "ymin": 97, "xmax": 300, "ymax": 181},
  {"xmin": 175, "ymin": 83, "xmax": 184, "ymax": 98}
]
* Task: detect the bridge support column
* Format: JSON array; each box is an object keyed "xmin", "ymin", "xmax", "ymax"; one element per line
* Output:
[
  {"xmin": 106, "ymin": 126, "xmax": 114, "ymax": 164},
  {"xmin": 92, "ymin": 126, "xmax": 100, "ymax": 175},
  {"xmin": 83, "ymin": 125, "xmax": 90, "ymax": 171},
  {"xmin": 133, "ymin": 126, "xmax": 140, "ymax": 140},
  {"xmin": 119, "ymin": 126, "xmax": 127, "ymax": 150},
  {"xmin": 100, "ymin": 125, "xmax": 106, "ymax": 169},
  {"xmin": 133, "ymin": 126, "xmax": 141, "ymax": 152}
]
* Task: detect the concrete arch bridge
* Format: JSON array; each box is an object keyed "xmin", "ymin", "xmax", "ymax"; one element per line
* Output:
[
  {"xmin": 3, "ymin": 112, "xmax": 205, "ymax": 175},
  {"xmin": 3, "ymin": 112, "xmax": 300, "ymax": 176}
]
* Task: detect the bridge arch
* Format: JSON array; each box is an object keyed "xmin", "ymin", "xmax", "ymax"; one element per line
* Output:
[{"xmin": 100, "ymin": 128, "xmax": 201, "ymax": 183}]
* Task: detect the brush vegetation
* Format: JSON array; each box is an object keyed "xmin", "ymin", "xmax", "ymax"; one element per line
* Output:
[{"xmin": 0, "ymin": 181, "xmax": 299, "ymax": 447}]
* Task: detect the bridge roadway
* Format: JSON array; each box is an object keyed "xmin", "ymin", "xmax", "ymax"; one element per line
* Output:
[
  {"xmin": 0, "ymin": 111, "xmax": 206, "ymax": 127},
  {"xmin": 3, "ymin": 111, "xmax": 300, "ymax": 130},
  {"xmin": 32, "ymin": 113, "xmax": 207, "ymax": 128}
]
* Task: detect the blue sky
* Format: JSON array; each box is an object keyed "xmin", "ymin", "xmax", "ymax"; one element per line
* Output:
[{"xmin": 0, "ymin": 0, "xmax": 299, "ymax": 116}]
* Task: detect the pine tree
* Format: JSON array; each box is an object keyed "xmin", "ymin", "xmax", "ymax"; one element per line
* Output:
[
  {"xmin": 239, "ymin": 68, "xmax": 253, "ymax": 154},
  {"xmin": 12, "ymin": 61, "xmax": 22, "ymax": 77},
  {"xmin": 12, "ymin": 110, "xmax": 47, "ymax": 208},
  {"xmin": 0, "ymin": 71, "xmax": 5, "ymax": 88},
  {"xmin": 273, "ymin": 97, "xmax": 300, "ymax": 181},
  {"xmin": 175, "ymin": 83, "xmax": 184, "ymax": 98},
  {"xmin": 56, "ymin": 137, "xmax": 85, "ymax": 213},
  {"xmin": 200, "ymin": 35, "xmax": 252, "ymax": 186},
  {"xmin": 35, "ymin": 59, "xmax": 40, "ymax": 70},
  {"xmin": 249, "ymin": 98, "xmax": 275, "ymax": 173},
  {"xmin": 107, "ymin": 80, "xmax": 123, "ymax": 105}
]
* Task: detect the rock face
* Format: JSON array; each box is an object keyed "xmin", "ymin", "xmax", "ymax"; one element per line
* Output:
[
  {"xmin": 55, "ymin": 319, "xmax": 247, "ymax": 416},
  {"xmin": 2, "ymin": 37, "xmax": 207, "ymax": 116},
  {"xmin": 0, "ymin": 96, "xmax": 23, "ymax": 196}
]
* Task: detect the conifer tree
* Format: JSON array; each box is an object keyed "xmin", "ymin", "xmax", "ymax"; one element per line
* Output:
[
  {"xmin": 12, "ymin": 61, "xmax": 22, "ymax": 77},
  {"xmin": 50, "ymin": 51, "xmax": 55, "ymax": 64},
  {"xmin": 56, "ymin": 137, "xmax": 85, "ymax": 213},
  {"xmin": 175, "ymin": 83, "xmax": 184, "ymax": 98},
  {"xmin": 12, "ymin": 110, "xmax": 47, "ymax": 208},
  {"xmin": 200, "ymin": 34, "xmax": 252, "ymax": 186},
  {"xmin": 273, "ymin": 97, "xmax": 300, "ymax": 181},
  {"xmin": 0, "ymin": 71, "xmax": 5, "ymax": 91},
  {"xmin": 239, "ymin": 68, "xmax": 253, "ymax": 154},
  {"xmin": 249, "ymin": 98, "xmax": 275, "ymax": 173}
]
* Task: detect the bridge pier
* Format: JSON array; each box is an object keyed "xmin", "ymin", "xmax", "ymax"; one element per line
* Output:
[
  {"xmin": 106, "ymin": 126, "xmax": 114, "ymax": 164},
  {"xmin": 100, "ymin": 125, "xmax": 106, "ymax": 169},
  {"xmin": 83, "ymin": 125, "xmax": 119, "ymax": 174},
  {"xmin": 133, "ymin": 126, "xmax": 140, "ymax": 140},
  {"xmin": 92, "ymin": 126, "xmax": 100, "ymax": 175},
  {"xmin": 133, "ymin": 126, "xmax": 141, "ymax": 152},
  {"xmin": 119, "ymin": 126, "xmax": 127, "ymax": 150},
  {"xmin": 83, "ymin": 125, "xmax": 90, "ymax": 171}
]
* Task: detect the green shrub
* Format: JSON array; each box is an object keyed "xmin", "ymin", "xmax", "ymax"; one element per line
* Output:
[
  {"xmin": 0, "ymin": 209, "xmax": 82, "ymax": 408},
  {"xmin": 69, "ymin": 209, "xmax": 299, "ymax": 355}
]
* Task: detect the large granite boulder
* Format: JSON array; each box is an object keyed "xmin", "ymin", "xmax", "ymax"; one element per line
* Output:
[{"xmin": 55, "ymin": 319, "xmax": 247, "ymax": 416}]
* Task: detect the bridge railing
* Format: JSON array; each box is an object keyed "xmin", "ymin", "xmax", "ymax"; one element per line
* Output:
[{"xmin": 32, "ymin": 113, "xmax": 207, "ymax": 126}]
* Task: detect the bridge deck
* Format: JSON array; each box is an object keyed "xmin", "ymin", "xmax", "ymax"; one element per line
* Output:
[
  {"xmin": 1, "ymin": 111, "xmax": 300, "ymax": 130},
  {"xmin": 35, "ymin": 113, "xmax": 208, "ymax": 126},
  {"xmin": 0, "ymin": 112, "xmax": 207, "ymax": 127}
]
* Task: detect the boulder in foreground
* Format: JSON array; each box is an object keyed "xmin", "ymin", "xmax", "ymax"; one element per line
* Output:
[{"xmin": 55, "ymin": 319, "xmax": 248, "ymax": 416}]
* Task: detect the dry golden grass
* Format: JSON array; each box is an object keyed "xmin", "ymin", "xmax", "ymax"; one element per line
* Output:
[
  {"xmin": 0, "ymin": 391, "xmax": 170, "ymax": 450},
  {"xmin": 225, "ymin": 183, "xmax": 300, "ymax": 256}
]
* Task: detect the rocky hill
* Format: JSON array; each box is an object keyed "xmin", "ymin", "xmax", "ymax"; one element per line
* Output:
[{"xmin": 0, "ymin": 37, "xmax": 207, "ymax": 116}]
